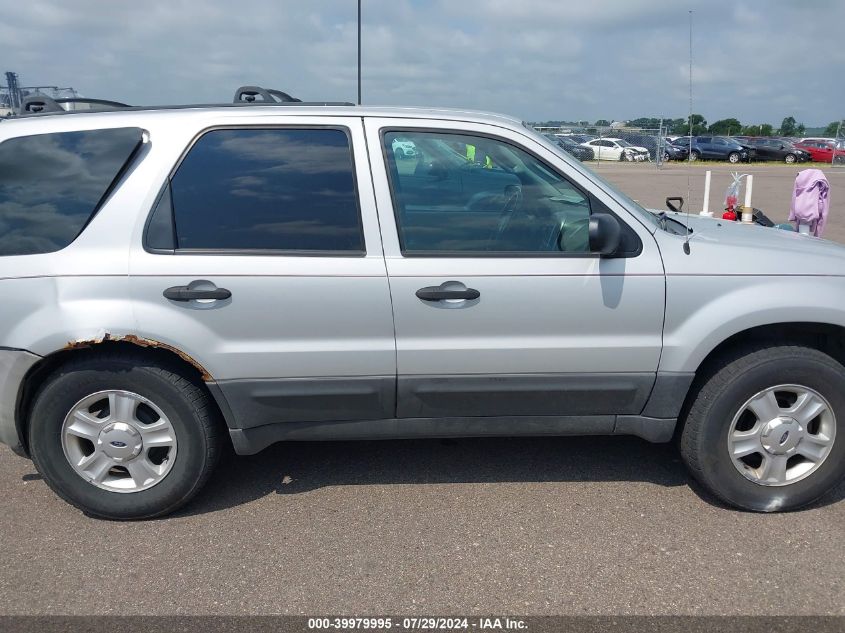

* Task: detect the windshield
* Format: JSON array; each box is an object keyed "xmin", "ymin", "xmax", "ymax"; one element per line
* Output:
[{"xmin": 522, "ymin": 124, "xmax": 659, "ymax": 229}]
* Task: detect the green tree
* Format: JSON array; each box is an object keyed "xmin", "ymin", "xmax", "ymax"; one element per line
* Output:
[
  {"xmin": 708, "ymin": 118, "xmax": 743, "ymax": 136},
  {"xmin": 685, "ymin": 114, "xmax": 707, "ymax": 136},
  {"xmin": 629, "ymin": 117, "xmax": 662, "ymax": 129},
  {"xmin": 740, "ymin": 123, "xmax": 774, "ymax": 136},
  {"xmin": 780, "ymin": 116, "xmax": 797, "ymax": 136},
  {"xmin": 667, "ymin": 118, "xmax": 687, "ymax": 134},
  {"xmin": 823, "ymin": 121, "xmax": 842, "ymax": 137},
  {"xmin": 594, "ymin": 119, "xmax": 610, "ymax": 127}
]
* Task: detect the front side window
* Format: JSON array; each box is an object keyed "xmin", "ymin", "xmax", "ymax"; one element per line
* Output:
[
  {"xmin": 164, "ymin": 128, "xmax": 363, "ymax": 253},
  {"xmin": 0, "ymin": 128, "xmax": 143, "ymax": 256},
  {"xmin": 383, "ymin": 130, "xmax": 592, "ymax": 254}
]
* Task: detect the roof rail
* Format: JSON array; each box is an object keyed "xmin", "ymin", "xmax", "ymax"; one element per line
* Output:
[
  {"xmin": 234, "ymin": 85, "xmax": 302, "ymax": 104},
  {"xmin": 20, "ymin": 95, "xmax": 65, "ymax": 114},
  {"xmin": 10, "ymin": 85, "xmax": 353, "ymax": 117},
  {"xmin": 19, "ymin": 94, "xmax": 130, "ymax": 115}
]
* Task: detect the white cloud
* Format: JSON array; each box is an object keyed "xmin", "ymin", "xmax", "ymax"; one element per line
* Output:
[{"xmin": 1, "ymin": 0, "xmax": 843, "ymax": 125}]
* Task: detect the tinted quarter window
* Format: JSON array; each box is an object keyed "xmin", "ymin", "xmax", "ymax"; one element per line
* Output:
[
  {"xmin": 169, "ymin": 128, "xmax": 363, "ymax": 252},
  {"xmin": 0, "ymin": 128, "xmax": 143, "ymax": 256}
]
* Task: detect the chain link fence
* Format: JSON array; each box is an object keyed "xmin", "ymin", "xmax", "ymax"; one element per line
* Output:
[{"xmin": 533, "ymin": 119, "xmax": 845, "ymax": 169}]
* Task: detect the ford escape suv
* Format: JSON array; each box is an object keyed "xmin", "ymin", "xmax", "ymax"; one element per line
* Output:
[{"xmin": 1, "ymin": 87, "xmax": 843, "ymax": 519}]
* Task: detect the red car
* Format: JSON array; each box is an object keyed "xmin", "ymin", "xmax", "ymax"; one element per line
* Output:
[{"xmin": 794, "ymin": 139, "xmax": 845, "ymax": 164}]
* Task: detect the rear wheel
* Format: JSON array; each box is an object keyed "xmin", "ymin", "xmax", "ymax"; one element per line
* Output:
[
  {"xmin": 680, "ymin": 345, "xmax": 845, "ymax": 512},
  {"xmin": 29, "ymin": 354, "xmax": 221, "ymax": 520},
  {"xmin": 689, "ymin": 150, "xmax": 700, "ymax": 161}
]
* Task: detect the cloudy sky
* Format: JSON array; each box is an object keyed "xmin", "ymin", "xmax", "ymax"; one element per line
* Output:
[{"xmin": 2, "ymin": 0, "xmax": 843, "ymax": 126}]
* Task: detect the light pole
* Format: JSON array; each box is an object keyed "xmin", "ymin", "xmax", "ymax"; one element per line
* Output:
[{"xmin": 357, "ymin": 0, "xmax": 362, "ymax": 105}]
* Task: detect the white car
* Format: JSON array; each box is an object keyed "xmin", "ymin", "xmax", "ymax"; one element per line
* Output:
[
  {"xmin": 581, "ymin": 138, "xmax": 650, "ymax": 162},
  {"xmin": 391, "ymin": 137, "xmax": 418, "ymax": 160}
]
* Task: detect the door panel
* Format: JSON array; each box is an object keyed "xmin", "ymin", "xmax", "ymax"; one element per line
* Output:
[
  {"xmin": 365, "ymin": 119, "xmax": 666, "ymax": 419},
  {"xmin": 129, "ymin": 117, "xmax": 396, "ymax": 426}
]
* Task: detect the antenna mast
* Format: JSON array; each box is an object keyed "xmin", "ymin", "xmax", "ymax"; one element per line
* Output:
[{"xmin": 357, "ymin": 0, "xmax": 362, "ymax": 105}]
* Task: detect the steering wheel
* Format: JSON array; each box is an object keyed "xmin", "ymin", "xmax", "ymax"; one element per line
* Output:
[{"xmin": 488, "ymin": 185, "xmax": 524, "ymax": 248}]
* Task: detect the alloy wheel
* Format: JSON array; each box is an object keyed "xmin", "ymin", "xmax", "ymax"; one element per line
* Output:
[
  {"xmin": 727, "ymin": 384, "xmax": 836, "ymax": 486},
  {"xmin": 61, "ymin": 390, "xmax": 178, "ymax": 493}
]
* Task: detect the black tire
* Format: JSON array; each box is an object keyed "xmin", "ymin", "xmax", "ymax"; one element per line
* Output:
[
  {"xmin": 680, "ymin": 345, "xmax": 845, "ymax": 512},
  {"xmin": 28, "ymin": 353, "xmax": 221, "ymax": 520},
  {"xmin": 728, "ymin": 152, "xmax": 741, "ymax": 164},
  {"xmin": 690, "ymin": 150, "xmax": 700, "ymax": 161}
]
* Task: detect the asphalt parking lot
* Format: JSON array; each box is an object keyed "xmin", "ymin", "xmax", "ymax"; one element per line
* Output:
[{"xmin": 1, "ymin": 163, "xmax": 843, "ymax": 617}]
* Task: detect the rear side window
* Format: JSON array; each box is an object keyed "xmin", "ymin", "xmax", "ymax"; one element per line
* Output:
[
  {"xmin": 160, "ymin": 128, "xmax": 363, "ymax": 253},
  {"xmin": 0, "ymin": 128, "xmax": 143, "ymax": 256}
]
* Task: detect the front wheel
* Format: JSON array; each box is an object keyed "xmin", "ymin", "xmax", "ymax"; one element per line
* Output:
[
  {"xmin": 29, "ymin": 354, "xmax": 221, "ymax": 520},
  {"xmin": 728, "ymin": 152, "xmax": 741, "ymax": 164},
  {"xmin": 680, "ymin": 345, "xmax": 845, "ymax": 512},
  {"xmin": 784, "ymin": 153, "xmax": 797, "ymax": 164}
]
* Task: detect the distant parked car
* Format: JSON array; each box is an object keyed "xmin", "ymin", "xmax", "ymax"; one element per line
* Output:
[
  {"xmin": 727, "ymin": 138, "xmax": 758, "ymax": 162},
  {"xmin": 544, "ymin": 134, "xmax": 594, "ymax": 161},
  {"xmin": 566, "ymin": 134, "xmax": 597, "ymax": 144},
  {"xmin": 663, "ymin": 142, "xmax": 689, "ymax": 161},
  {"xmin": 616, "ymin": 134, "xmax": 660, "ymax": 158},
  {"xmin": 794, "ymin": 139, "xmax": 845, "ymax": 164},
  {"xmin": 745, "ymin": 138, "xmax": 810, "ymax": 163},
  {"xmin": 581, "ymin": 137, "xmax": 650, "ymax": 161},
  {"xmin": 684, "ymin": 136, "xmax": 750, "ymax": 163}
]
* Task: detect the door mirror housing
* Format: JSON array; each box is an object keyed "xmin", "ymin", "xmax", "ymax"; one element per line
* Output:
[{"xmin": 589, "ymin": 213, "xmax": 622, "ymax": 257}]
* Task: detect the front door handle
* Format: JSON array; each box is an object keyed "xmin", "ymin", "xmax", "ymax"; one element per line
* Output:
[
  {"xmin": 163, "ymin": 284, "xmax": 232, "ymax": 301},
  {"xmin": 416, "ymin": 285, "xmax": 480, "ymax": 301}
]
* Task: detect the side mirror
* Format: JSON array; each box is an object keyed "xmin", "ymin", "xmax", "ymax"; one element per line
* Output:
[
  {"xmin": 666, "ymin": 196, "xmax": 684, "ymax": 213},
  {"xmin": 589, "ymin": 213, "xmax": 622, "ymax": 256}
]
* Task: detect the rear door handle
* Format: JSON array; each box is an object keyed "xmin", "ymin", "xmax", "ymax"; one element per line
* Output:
[
  {"xmin": 163, "ymin": 285, "xmax": 232, "ymax": 301},
  {"xmin": 416, "ymin": 285, "xmax": 480, "ymax": 301}
]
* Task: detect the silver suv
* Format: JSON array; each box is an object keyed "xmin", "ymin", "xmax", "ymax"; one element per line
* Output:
[{"xmin": 1, "ymin": 89, "xmax": 843, "ymax": 518}]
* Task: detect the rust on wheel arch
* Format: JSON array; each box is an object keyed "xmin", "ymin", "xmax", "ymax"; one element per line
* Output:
[{"xmin": 62, "ymin": 333, "xmax": 213, "ymax": 381}]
